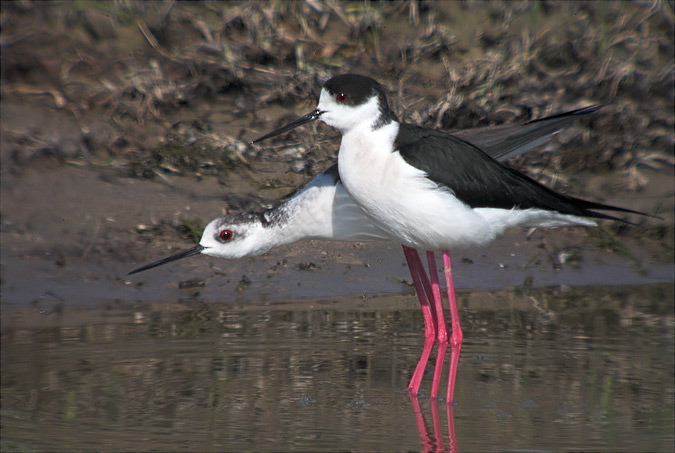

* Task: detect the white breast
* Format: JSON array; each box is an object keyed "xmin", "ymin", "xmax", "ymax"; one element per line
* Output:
[
  {"xmin": 336, "ymin": 122, "xmax": 595, "ymax": 251},
  {"xmin": 337, "ymin": 122, "xmax": 495, "ymax": 251}
]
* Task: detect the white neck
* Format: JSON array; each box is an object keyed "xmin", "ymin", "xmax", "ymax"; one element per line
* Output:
[{"xmin": 261, "ymin": 172, "xmax": 391, "ymax": 245}]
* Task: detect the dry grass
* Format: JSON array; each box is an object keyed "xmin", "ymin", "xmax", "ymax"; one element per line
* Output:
[{"xmin": 1, "ymin": 1, "xmax": 672, "ymax": 190}]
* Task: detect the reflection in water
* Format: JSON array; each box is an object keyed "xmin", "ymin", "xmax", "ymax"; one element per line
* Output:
[
  {"xmin": 411, "ymin": 395, "xmax": 458, "ymax": 453},
  {"xmin": 1, "ymin": 284, "xmax": 673, "ymax": 451}
]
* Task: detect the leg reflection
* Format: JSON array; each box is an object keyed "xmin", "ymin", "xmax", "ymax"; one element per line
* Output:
[
  {"xmin": 410, "ymin": 395, "xmax": 434, "ymax": 453},
  {"xmin": 409, "ymin": 395, "xmax": 458, "ymax": 453}
]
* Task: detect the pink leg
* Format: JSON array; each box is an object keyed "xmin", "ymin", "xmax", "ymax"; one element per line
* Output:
[
  {"xmin": 442, "ymin": 250, "xmax": 463, "ymax": 404},
  {"xmin": 403, "ymin": 246, "xmax": 436, "ymax": 396},
  {"xmin": 426, "ymin": 251, "xmax": 449, "ymax": 400},
  {"xmin": 411, "ymin": 249, "xmax": 435, "ymax": 315}
]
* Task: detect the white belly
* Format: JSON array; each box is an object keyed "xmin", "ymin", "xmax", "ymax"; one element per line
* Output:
[{"xmin": 337, "ymin": 123, "xmax": 595, "ymax": 251}]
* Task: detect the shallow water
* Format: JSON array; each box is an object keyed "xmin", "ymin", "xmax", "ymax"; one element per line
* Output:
[{"xmin": 2, "ymin": 284, "xmax": 673, "ymax": 452}]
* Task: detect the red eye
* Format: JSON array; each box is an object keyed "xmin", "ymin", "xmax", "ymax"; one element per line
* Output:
[
  {"xmin": 219, "ymin": 229, "xmax": 233, "ymax": 241},
  {"xmin": 336, "ymin": 93, "xmax": 348, "ymax": 103}
]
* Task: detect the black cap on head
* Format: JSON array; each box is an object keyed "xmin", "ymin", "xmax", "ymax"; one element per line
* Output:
[
  {"xmin": 251, "ymin": 74, "xmax": 398, "ymax": 144},
  {"xmin": 323, "ymin": 74, "xmax": 398, "ymax": 127}
]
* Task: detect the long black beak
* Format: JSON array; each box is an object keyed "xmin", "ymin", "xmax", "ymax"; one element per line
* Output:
[
  {"xmin": 251, "ymin": 109, "xmax": 324, "ymax": 144},
  {"xmin": 128, "ymin": 244, "xmax": 205, "ymax": 275}
]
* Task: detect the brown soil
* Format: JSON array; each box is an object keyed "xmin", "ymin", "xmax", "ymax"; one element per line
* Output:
[{"xmin": 1, "ymin": 2, "xmax": 673, "ymax": 306}]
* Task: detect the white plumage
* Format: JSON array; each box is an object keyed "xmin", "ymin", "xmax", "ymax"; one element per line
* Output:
[{"xmin": 321, "ymin": 93, "xmax": 596, "ymax": 251}]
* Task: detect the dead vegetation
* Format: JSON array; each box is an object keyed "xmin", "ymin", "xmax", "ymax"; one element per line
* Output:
[{"xmin": 1, "ymin": 1, "xmax": 672, "ymax": 194}]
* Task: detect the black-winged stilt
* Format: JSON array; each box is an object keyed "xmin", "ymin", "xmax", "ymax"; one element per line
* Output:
[
  {"xmin": 129, "ymin": 104, "xmax": 598, "ymax": 272},
  {"xmin": 250, "ymin": 74, "xmax": 646, "ymax": 403}
]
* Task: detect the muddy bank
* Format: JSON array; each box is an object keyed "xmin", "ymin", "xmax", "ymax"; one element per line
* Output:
[
  {"xmin": 1, "ymin": 2, "xmax": 673, "ymax": 307},
  {"xmin": 1, "ymin": 159, "xmax": 672, "ymax": 307}
]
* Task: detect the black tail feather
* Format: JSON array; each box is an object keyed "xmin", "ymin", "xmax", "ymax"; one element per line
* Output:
[{"xmin": 571, "ymin": 196, "xmax": 655, "ymax": 226}]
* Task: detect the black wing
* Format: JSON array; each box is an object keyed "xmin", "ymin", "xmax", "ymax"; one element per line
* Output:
[
  {"xmin": 396, "ymin": 123, "xmax": 644, "ymax": 222},
  {"xmin": 453, "ymin": 105, "xmax": 602, "ymax": 161},
  {"xmin": 319, "ymin": 106, "xmax": 598, "ymax": 189}
]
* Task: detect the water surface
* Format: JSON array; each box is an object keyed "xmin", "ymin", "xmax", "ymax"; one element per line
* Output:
[{"xmin": 2, "ymin": 284, "xmax": 673, "ymax": 451}]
